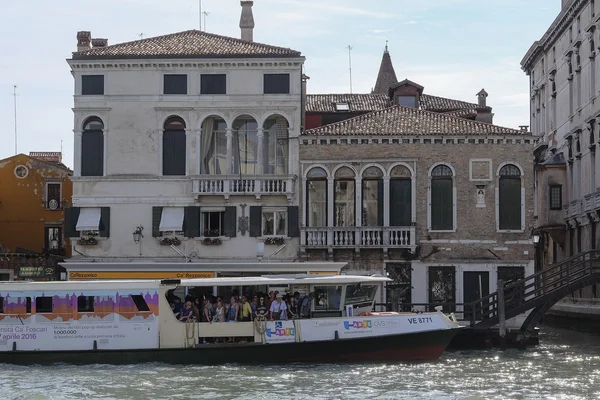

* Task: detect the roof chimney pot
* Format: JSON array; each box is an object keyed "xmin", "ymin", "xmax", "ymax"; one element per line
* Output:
[
  {"xmin": 92, "ymin": 38, "xmax": 108, "ymax": 48},
  {"xmin": 240, "ymin": 1, "xmax": 255, "ymax": 42},
  {"xmin": 476, "ymin": 88, "xmax": 489, "ymax": 107},
  {"xmin": 76, "ymin": 31, "xmax": 91, "ymax": 52}
]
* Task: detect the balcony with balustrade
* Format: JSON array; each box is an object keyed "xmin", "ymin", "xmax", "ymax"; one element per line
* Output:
[
  {"xmin": 191, "ymin": 175, "xmax": 296, "ymax": 200},
  {"xmin": 301, "ymin": 226, "xmax": 416, "ymax": 251}
]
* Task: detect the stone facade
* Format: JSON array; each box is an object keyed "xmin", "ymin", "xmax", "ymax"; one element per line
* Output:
[{"xmin": 522, "ymin": 0, "xmax": 600, "ymax": 298}]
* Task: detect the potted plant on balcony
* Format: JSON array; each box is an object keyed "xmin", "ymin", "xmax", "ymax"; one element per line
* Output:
[
  {"xmin": 204, "ymin": 229, "xmax": 221, "ymax": 238},
  {"xmin": 264, "ymin": 236, "xmax": 285, "ymax": 245},
  {"xmin": 77, "ymin": 234, "xmax": 98, "ymax": 246},
  {"xmin": 202, "ymin": 237, "xmax": 222, "ymax": 245},
  {"xmin": 159, "ymin": 237, "xmax": 181, "ymax": 246}
]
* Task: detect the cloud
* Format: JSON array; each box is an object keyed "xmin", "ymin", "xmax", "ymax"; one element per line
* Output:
[{"xmin": 263, "ymin": 0, "xmax": 398, "ymax": 19}]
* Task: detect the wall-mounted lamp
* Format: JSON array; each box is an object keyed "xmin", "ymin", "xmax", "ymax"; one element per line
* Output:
[
  {"xmin": 133, "ymin": 226, "xmax": 144, "ymax": 244},
  {"xmin": 533, "ymin": 234, "xmax": 540, "ymax": 244}
]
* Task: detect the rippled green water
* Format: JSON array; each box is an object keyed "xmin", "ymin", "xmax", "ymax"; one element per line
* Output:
[{"xmin": 2, "ymin": 325, "xmax": 600, "ymax": 400}]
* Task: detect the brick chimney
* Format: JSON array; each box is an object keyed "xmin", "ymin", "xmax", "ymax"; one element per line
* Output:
[
  {"xmin": 476, "ymin": 88, "xmax": 489, "ymax": 107},
  {"xmin": 240, "ymin": 1, "xmax": 255, "ymax": 42},
  {"xmin": 92, "ymin": 38, "xmax": 108, "ymax": 48},
  {"xmin": 77, "ymin": 31, "xmax": 91, "ymax": 52}
]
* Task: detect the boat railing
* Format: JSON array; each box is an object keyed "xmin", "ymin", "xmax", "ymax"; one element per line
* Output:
[{"xmin": 373, "ymin": 302, "xmax": 471, "ymax": 320}]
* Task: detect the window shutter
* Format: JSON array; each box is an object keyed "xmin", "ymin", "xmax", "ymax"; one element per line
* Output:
[
  {"xmin": 99, "ymin": 207, "xmax": 110, "ymax": 237},
  {"xmin": 64, "ymin": 207, "xmax": 80, "ymax": 238},
  {"xmin": 152, "ymin": 206, "xmax": 163, "ymax": 237},
  {"xmin": 81, "ymin": 130, "xmax": 104, "ymax": 177},
  {"xmin": 390, "ymin": 179, "xmax": 412, "ymax": 226},
  {"xmin": 287, "ymin": 206, "xmax": 299, "ymax": 237},
  {"xmin": 377, "ymin": 180, "xmax": 384, "ymax": 227},
  {"xmin": 499, "ymin": 177, "xmax": 522, "ymax": 230},
  {"xmin": 162, "ymin": 132, "xmax": 174, "ymax": 175},
  {"xmin": 224, "ymin": 206, "xmax": 237, "ymax": 238},
  {"xmin": 174, "ymin": 131, "xmax": 186, "ymax": 175},
  {"xmin": 249, "ymin": 206, "xmax": 262, "ymax": 237},
  {"xmin": 431, "ymin": 179, "xmax": 452, "ymax": 230},
  {"xmin": 184, "ymin": 207, "xmax": 200, "ymax": 238}
]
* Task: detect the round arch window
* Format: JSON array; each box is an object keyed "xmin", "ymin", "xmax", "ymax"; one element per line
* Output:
[{"xmin": 14, "ymin": 165, "xmax": 28, "ymax": 179}]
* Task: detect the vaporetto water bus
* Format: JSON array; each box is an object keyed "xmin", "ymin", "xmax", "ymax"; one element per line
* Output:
[{"xmin": 0, "ymin": 274, "xmax": 461, "ymax": 364}]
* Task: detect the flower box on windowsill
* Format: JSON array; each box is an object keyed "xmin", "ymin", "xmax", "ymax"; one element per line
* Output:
[
  {"xmin": 263, "ymin": 236, "xmax": 285, "ymax": 246},
  {"xmin": 77, "ymin": 237, "xmax": 98, "ymax": 246},
  {"xmin": 202, "ymin": 237, "xmax": 222, "ymax": 246},
  {"xmin": 159, "ymin": 237, "xmax": 181, "ymax": 246}
]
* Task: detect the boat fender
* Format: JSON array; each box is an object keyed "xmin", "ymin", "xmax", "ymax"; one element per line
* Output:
[
  {"xmin": 93, "ymin": 340, "xmax": 97, "ymax": 351},
  {"xmin": 12, "ymin": 341, "xmax": 16, "ymax": 352},
  {"xmin": 334, "ymin": 330, "xmax": 339, "ymax": 340}
]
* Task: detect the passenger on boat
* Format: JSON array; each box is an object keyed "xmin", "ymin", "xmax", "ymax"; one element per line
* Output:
[
  {"xmin": 287, "ymin": 295, "xmax": 298, "ymax": 319},
  {"xmin": 213, "ymin": 299, "xmax": 225, "ymax": 323},
  {"xmin": 226, "ymin": 297, "xmax": 239, "ymax": 323},
  {"xmin": 240, "ymin": 296, "xmax": 253, "ymax": 322},
  {"xmin": 179, "ymin": 301, "xmax": 195, "ymax": 322},
  {"xmin": 250, "ymin": 295, "xmax": 258, "ymax": 316},
  {"xmin": 332, "ymin": 288, "xmax": 342, "ymax": 309},
  {"xmin": 298, "ymin": 292, "xmax": 312, "ymax": 318},
  {"xmin": 256, "ymin": 297, "xmax": 268, "ymax": 317},
  {"xmin": 269, "ymin": 293, "xmax": 288, "ymax": 321},
  {"xmin": 266, "ymin": 291, "xmax": 275, "ymax": 309},
  {"xmin": 202, "ymin": 297, "xmax": 213, "ymax": 323}
]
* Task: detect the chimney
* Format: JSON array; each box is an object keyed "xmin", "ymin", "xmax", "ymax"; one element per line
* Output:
[
  {"xmin": 301, "ymin": 73, "xmax": 310, "ymax": 131},
  {"xmin": 77, "ymin": 31, "xmax": 92, "ymax": 52},
  {"xmin": 92, "ymin": 38, "xmax": 108, "ymax": 48},
  {"xmin": 519, "ymin": 125, "xmax": 529, "ymax": 133},
  {"xmin": 240, "ymin": 1, "xmax": 255, "ymax": 42},
  {"xmin": 476, "ymin": 88, "xmax": 489, "ymax": 107}
]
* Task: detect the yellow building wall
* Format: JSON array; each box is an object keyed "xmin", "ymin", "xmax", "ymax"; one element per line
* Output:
[{"xmin": 0, "ymin": 154, "xmax": 73, "ymax": 256}]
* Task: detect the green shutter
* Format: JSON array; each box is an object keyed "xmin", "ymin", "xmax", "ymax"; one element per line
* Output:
[
  {"xmin": 64, "ymin": 207, "xmax": 80, "ymax": 238},
  {"xmin": 288, "ymin": 206, "xmax": 299, "ymax": 237},
  {"xmin": 431, "ymin": 178, "xmax": 453, "ymax": 230},
  {"xmin": 390, "ymin": 179, "xmax": 411, "ymax": 226},
  {"xmin": 249, "ymin": 206, "xmax": 262, "ymax": 237},
  {"xmin": 99, "ymin": 207, "xmax": 110, "ymax": 237},
  {"xmin": 184, "ymin": 207, "xmax": 200, "ymax": 238},
  {"xmin": 224, "ymin": 206, "xmax": 237, "ymax": 238},
  {"xmin": 152, "ymin": 207, "xmax": 163, "ymax": 237},
  {"xmin": 499, "ymin": 177, "xmax": 521, "ymax": 230}
]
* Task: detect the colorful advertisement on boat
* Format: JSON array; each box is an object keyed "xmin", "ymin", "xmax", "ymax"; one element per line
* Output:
[
  {"xmin": 265, "ymin": 320, "xmax": 296, "ymax": 344},
  {"xmin": 0, "ymin": 289, "xmax": 160, "ymax": 351},
  {"xmin": 298, "ymin": 314, "xmax": 449, "ymax": 342}
]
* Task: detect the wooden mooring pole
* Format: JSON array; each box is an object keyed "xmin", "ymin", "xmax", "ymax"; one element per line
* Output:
[{"xmin": 497, "ymin": 279, "xmax": 506, "ymax": 350}]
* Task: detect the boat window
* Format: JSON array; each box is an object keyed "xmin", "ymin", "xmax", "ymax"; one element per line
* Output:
[
  {"xmin": 78, "ymin": 296, "xmax": 95, "ymax": 312},
  {"xmin": 0, "ymin": 296, "xmax": 3, "ymax": 313},
  {"xmin": 344, "ymin": 284, "xmax": 378, "ymax": 305},
  {"xmin": 25, "ymin": 297, "xmax": 31, "ymax": 314},
  {"xmin": 313, "ymin": 286, "xmax": 342, "ymax": 310},
  {"xmin": 130, "ymin": 295, "xmax": 150, "ymax": 312},
  {"xmin": 35, "ymin": 296, "xmax": 53, "ymax": 313}
]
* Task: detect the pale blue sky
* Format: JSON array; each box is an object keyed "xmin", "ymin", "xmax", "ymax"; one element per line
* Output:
[{"xmin": 0, "ymin": 0, "xmax": 558, "ymax": 168}]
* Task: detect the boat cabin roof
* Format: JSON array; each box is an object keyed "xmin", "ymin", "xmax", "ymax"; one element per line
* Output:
[{"xmin": 0, "ymin": 274, "xmax": 390, "ymax": 292}]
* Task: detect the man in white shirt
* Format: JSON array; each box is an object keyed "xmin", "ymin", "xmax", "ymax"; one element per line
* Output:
[{"xmin": 269, "ymin": 293, "xmax": 288, "ymax": 320}]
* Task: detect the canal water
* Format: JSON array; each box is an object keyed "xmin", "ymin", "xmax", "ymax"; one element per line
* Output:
[{"xmin": 1, "ymin": 324, "xmax": 599, "ymax": 400}]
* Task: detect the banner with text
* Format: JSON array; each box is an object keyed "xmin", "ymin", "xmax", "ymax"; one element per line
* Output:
[{"xmin": 265, "ymin": 320, "xmax": 296, "ymax": 344}]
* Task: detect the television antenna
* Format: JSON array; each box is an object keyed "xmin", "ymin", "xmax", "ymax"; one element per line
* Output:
[
  {"xmin": 202, "ymin": 11, "xmax": 210, "ymax": 31},
  {"xmin": 138, "ymin": 33, "xmax": 145, "ymax": 39},
  {"xmin": 198, "ymin": 0, "xmax": 202, "ymax": 31},
  {"xmin": 13, "ymin": 85, "xmax": 18, "ymax": 155},
  {"xmin": 347, "ymin": 45, "xmax": 353, "ymax": 94}
]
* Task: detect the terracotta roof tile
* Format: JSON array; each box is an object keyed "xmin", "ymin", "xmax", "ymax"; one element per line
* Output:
[
  {"xmin": 306, "ymin": 93, "xmax": 488, "ymax": 114},
  {"xmin": 306, "ymin": 94, "xmax": 390, "ymax": 113},
  {"xmin": 441, "ymin": 108, "xmax": 478, "ymax": 119},
  {"xmin": 71, "ymin": 30, "xmax": 302, "ymax": 60},
  {"xmin": 304, "ymin": 105, "xmax": 523, "ymax": 136}
]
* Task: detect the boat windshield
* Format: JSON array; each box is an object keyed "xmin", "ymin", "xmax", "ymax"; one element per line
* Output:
[{"xmin": 344, "ymin": 284, "xmax": 378, "ymax": 306}]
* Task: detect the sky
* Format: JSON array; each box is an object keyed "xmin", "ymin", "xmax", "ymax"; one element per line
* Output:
[{"xmin": 0, "ymin": 0, "xmax": 560, "ymax": 169}]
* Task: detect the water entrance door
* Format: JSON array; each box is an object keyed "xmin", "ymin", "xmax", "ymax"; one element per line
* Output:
[{"xmin": 463, "ymin": 271, "xmax": 489, "ymax": 321}]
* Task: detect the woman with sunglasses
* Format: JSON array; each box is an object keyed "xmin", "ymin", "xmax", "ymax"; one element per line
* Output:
[{"xmin": 255, "ymin": 297, "xmax": 268, "ymax": 317}]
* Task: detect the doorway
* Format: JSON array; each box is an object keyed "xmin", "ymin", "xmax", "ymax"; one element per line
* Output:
[{"xmin": 463, "ymin": 271, "xmax": 489, "ymax": 321}]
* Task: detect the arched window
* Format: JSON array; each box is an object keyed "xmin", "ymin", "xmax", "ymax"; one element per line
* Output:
[
  {"xmin": 362, "ymin": 167, "xmax": 383, "ymax": 226},
  {"xmin": 430, "ymin": 165, "xmax": 453, "ymax": 231},
  {"xmin": 233, "ymin": 116, "xmax": 258, "ymax": 175},
  {"xmin": 263, "ymin": 116, "xmax": 289, "ymax": 175},
  {"xmin": 200, "ymin": 117, "xmax": 227, "ymax": 175},
  {"xmin": 499, "ymin": 164, "xmax": 522, "ymax": 230},
  {"xmin": 334, "ymin": 167, "xmax": 355, "ymax": 227},
  {"xmin": 163, "ymin": 116, "xmax": 186, "ymax": 176},
  {"xmin": 81, "ymin": 117, "xmax": 104, "ymax": 177},
  {"xmin": 306, "ymin": 167, "xmax": 327, "ymax": 227}
]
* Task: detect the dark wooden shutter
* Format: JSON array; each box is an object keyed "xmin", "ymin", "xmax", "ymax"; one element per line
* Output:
[
  {"xmin": 81, "ymin": 130, "xmax": 104, "ymax": 176},
  {"xmin": 287, "ymin": 206, "xmax": 299, "ymax": 237},
  {"xmin": 249, "ymin": 206, "xmax": 262, "ymax": 237},
  {"xmin": 163, "ymin": 74, "xmax": 187, "ymax": 95},
  {"xmin": 64, "ymin": 207, "xmax": 80, "ymax": 238},
  {"xmin": 377, "ymin": 180, "xmax": 384, "ymax": 227},
  {"xmin": 82, "ymin": 75, "xmax": 104, "ymax": 95},
  {"xmin": 152, "ymin": 206, "xmax": 163, "ymax": 237},
  {"xmin": 201, "ymin": 74, "xmax": 226, "ymax": 94},
  {"xmin": 224, "ymin": 206, "xmax": 237, "ymax": 238},
  {"xmin": 264, "ymin": 74, "xmax": 290, "ymax": 94},
  {"xmin": 99, "ymin": 207, "xmax": 110, "ymax": 237},
  {"xmin": 163, "ymin": 131, "xmax": 186, "ymax": 176},
  {"xmin": 431, "ymin": 178, "xmax": 453, "ymax": 230},
  {"xmin": 184, "ymin": 207, "xmax": 200, "ymax": 238},
  {"xmin": 499, "ymin": 177, "xmax": 521, "ymax": 230},
  {"xmin": 390, "ymin": 179, "xmax": 412, "ymax": 226}
]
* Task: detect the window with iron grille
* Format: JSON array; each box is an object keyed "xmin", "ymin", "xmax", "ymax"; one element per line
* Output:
[
  {"xmin": 549, "ymin": 184, "xmax": 562, "ymax": 210},
  {"xmin": 46, "ymin": 183, "xmax": 61, "ymax": 210}
]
